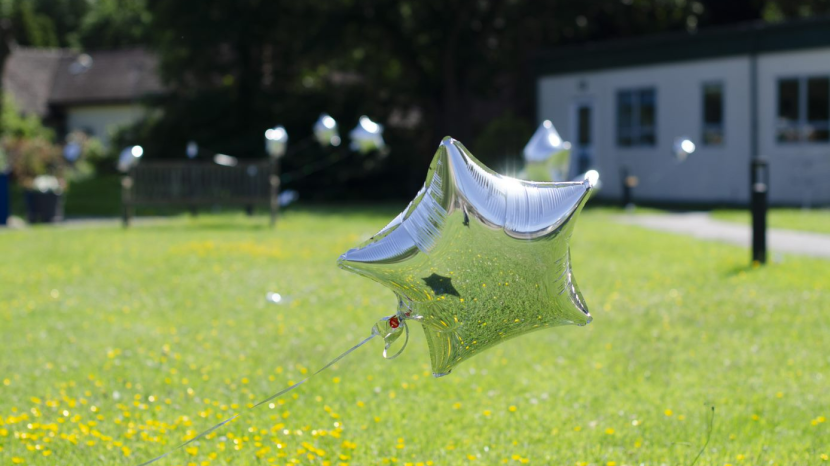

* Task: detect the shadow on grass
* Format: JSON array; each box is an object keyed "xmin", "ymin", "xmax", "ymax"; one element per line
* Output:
[{"xmin": 723, "ymin": 262, "xmax": 764, "ymax": 277}]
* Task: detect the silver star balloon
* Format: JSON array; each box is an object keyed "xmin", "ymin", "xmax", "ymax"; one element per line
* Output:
[
  {"xmin": 314, "ymin": 113, "xmax": 341, "ymax": 147},
  {"xmin": 523, "ymin": 120, "xmax": 572, "ymax": 182},
  {"xmin": 339, "ymin": 137, "xmax": 596, "ymax": 377},
  {"xmin": 672, "ymin": 136, "xmax": 696, "ymax": 161},
  {"xmin": 265, "ymin": 125, "xmax": 288, "ymax": 159},
  {"xmin": 349, "ymin": 115, "xmax": 386, "ymax": 154}
]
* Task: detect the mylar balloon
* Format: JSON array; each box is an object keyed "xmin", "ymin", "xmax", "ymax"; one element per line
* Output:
[
  {"xmin": 117, "ymin": 145, "xmax": 143, "ymax": 173},
  {"xmin": 265, "ymin": 125, "xmax": 288, "ymax": 158},
  {"xmin": 523, "ymin": 120, "xmax": 572, "ymax": 182},
  {"xmin": 349, "ymin": 116, "xmax": 386, "ymax": 154},
  {"xmin": 314, "ymin": 113, "xmax": 341, "ymax": 147},
  {"xmin": 672, "ymin": 136, "xmax": 696, "ymax": 162},
  {"xmin": 339, "ymin": 137, "xmax": 595, "ymax": 377}
]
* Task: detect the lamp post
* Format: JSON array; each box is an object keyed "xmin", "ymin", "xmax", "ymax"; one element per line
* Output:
[
  {"xmin": 265, "ymin": 125, "xmax": 288, "ymax": 226},
  {"xmin": 751, "ymin": 158, "xmax": 769, "ymax": 264},
  {"xmin": 118, "ymin": 145, "xmax": 143, "ymax": 227}
]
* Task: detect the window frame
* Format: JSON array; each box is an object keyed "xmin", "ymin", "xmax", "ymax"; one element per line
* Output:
[
  {"xmin": 776, "ymin": 75, "xmax": 830, "ymax": 145},
  {"xmin": 616, "ymin": 87, "xmax": 657, "ymax": 148},
  {"xmin": 701, "ymin": 80, "xmax": 725, "ymax": 146}
]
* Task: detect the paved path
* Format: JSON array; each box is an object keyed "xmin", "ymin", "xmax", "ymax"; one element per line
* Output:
[{"xmin": 616, "ymin": 212, "xmax": 830, "ymax": 259}]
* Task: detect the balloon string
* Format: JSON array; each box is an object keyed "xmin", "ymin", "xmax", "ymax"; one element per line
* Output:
[{"xmin": 136, "ymin": 330, "xmax": 379, "ymax": 466}]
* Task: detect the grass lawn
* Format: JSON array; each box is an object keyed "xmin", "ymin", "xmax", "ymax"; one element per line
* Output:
[
  {"xmin": 711, "ymin": 208, "xmax": 830, "ymax": 235},
  {"xmin": 1, "ymin": 206, "xmax": 829, "ymax": 465}
]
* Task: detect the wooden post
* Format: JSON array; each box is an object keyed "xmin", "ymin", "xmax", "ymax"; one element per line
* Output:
[
  {"xmin": 270, "ymin": 157, "xmax": 280, "ymax": 227},
  {"xmin": 121, "ymin": 175, "xmax": 134, "ymax": 228}
]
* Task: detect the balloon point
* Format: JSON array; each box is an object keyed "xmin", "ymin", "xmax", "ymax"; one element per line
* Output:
[
  {"xmin": 389, "ymin": 316, "xmax": 400, "ymax": 329},
  {"xmin": 583, "ymin": 170, "xmax": 600, "ymax": 189}
]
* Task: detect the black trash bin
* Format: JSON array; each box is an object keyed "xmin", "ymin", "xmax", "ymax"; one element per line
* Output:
[{"xmin": 24, "ymin": 190, "xmax": 64, "ymax": 224}]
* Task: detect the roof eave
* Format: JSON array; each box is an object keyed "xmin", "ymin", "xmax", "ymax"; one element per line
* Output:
[{"xmin": 535, "ymin": 16, "xmax": 830, "ymax": 76}]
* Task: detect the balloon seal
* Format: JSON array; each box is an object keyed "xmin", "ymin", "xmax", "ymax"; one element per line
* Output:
[{"xmin": 374, "ymin": 314, "xmax": 409, "ymax": 360}]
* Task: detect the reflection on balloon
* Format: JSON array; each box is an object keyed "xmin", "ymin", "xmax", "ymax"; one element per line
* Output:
[
  {"xmin": 314, "ymin": 113, "xmax": 341, "ymax": 147},
  {"xmin": 523, "ymin": 120, "xmax": 572, "ymax": 182},
  {"xmin": 349, "ymin": 116, "xmax": 386, "ymax": 154},
  {"xmin": 339, "ymin": 137, "xmax": 594, "ymax": 377}
]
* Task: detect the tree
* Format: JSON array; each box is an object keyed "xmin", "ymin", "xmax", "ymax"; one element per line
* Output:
[
  {"xmin": 138, "ymin": 0, "xmax": 829, "ymax": 198},
  {"xmin": 73, "ymin": 0, "xmax": 151, "ymax": 49}
]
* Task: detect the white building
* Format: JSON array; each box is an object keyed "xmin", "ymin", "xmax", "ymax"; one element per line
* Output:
[
  {"xmin": 536, "ymin": 17, "xmax": 830, "ymax": 206},
  {"xmin": 4, "ymin": 47, "xmax": 163, "ymax": 147}
]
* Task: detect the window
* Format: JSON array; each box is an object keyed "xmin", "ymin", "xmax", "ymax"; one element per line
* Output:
[
  {"xmin": 617, "ymin": 88, "xmax": 656, "ymax": 147},
  {"xmin": 777, "ymin": 77, "xmax": 830, "ymax": 143},
  {"xmin": 702, "ymin": 82, "xmax": 724, "ymax": 145}
]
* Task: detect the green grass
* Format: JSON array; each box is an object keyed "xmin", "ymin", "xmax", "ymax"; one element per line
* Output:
[
  {"xmin": 711, "ymin": 208, "xmax": 830, "ymax": 235},
  {"xmin": 1, "ymin": 207, "xmax": 829, "ymax": 465}
]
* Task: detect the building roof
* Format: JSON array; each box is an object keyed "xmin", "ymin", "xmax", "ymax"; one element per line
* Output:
[
  {"xmin": 536, "ymin": 15, "xmax": 830, "ymax": 76},
  {"xmin": 3, "ymin": 47, "xmax": 72, "ymax": 116},
  {"xmin": 3, "ymin": 47, "xmax": 164, "ymax": 116}
]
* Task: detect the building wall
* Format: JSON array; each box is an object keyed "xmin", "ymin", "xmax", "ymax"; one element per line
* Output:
[
  {"xmin": 539, "ymin": 50, "xmax": 830, "ymax": 206},
  {"xmin": 758, "ymin": 48, "xmax": 830, "ymax": 206},
  {"xmin": 65, "ymin": 104, "xmax": 143, "ymax": 147}
]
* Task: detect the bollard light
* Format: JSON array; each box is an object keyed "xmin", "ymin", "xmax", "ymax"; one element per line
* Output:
[{"xmin": 750, "ymin": 158, "xmax": 769, "ymax": 264}]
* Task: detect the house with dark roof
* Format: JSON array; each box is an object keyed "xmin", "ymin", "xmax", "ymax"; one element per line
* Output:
[
  {"xmin": 3, "ymin": 47, "xmax": 164, "ymax": 146},
  {"xmin": 535, "ymin": 16, "xmax": 830, "ymax": 206}
]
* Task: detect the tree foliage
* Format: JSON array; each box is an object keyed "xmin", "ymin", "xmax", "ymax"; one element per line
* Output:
[
  {"xmin": 1, "ymin": 0, "xmax": 148, "ymax": 49},
  {"xmin": 5, "ymin": 0, "xmax": 830, "ymax": 198}
]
